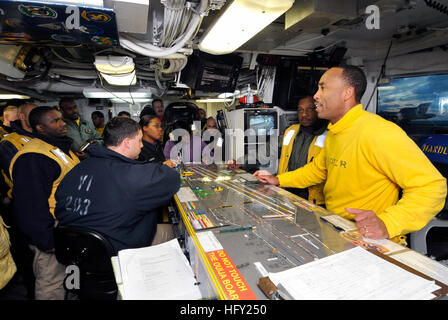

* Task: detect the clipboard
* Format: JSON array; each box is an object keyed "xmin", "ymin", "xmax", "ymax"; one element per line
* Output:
[
  {"xmin": 257, "ymin": 248, "xmax": 448, "ymax": 300},
  {"xmin": 366, "ymin": 248, "xmax": 448, "ymax": 299}
]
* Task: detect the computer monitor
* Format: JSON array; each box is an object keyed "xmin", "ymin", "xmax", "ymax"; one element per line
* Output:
[{"xmin": 246, "ymin": 112, "xmax": 277, "ymax": 136}]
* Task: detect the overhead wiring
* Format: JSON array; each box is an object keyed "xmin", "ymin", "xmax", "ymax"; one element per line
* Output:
[
  {"xmin": 424, "ymin": 0, "xmax": 448, "ymax": 16},
  {"xmin": 119, "ymin": 0, "xmax": 209, "ymax": 58},
  {"xmin": 364, "ymin": 39, "xmax": 394, "ymax": 111}
]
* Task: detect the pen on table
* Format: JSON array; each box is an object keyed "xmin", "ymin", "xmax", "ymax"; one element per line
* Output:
[{"xmin": 219, "ymin": 225, "xmax": 254, "ymax": 233}]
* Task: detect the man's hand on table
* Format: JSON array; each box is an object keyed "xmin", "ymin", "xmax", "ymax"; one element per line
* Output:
[
  {"xmin": 346, "ymin": 207, "xmax": 389, "ymax": 239},
  {"xmin": 253, "ymin": 170, "xmax": 279, "ymax": 186}
]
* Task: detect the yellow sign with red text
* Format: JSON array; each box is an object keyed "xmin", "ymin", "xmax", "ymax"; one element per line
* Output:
[{"xmin": 206, "ymin": 249, "xmax": 258, "ymax": 300}]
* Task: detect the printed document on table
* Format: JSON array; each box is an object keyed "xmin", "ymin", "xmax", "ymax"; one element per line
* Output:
[
  {"xmin": 391, "ymin": 250, "xmax": 448, "ymax": 286},
  {"xmin": 196, "ymin": 231, "xmax": 223, "ymax": 253},
  {"xmin": 268, "ymin": 247, "xmax": 440, "ymax": 300},
  {"xmin": 118, "ymin": 239, "xmax": 202, "ymax": 300},
  {"xmin": 176, "ymin": 186, "xmax": 199, "ymax": 202}
]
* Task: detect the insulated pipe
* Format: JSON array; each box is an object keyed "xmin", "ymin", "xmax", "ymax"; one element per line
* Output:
[
  {"xmin": 119, "ymin": 0, "xmax": 208, "ymax": 58},
  {"xmin": 159, "ymin": 54, "xmax": 188, "ymax": 74}
]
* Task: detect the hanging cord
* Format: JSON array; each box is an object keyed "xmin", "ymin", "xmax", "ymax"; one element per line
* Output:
[
  {"xmin": 364, "ymin": 39, "xmax": 394, "ymax": 111},
  {"xmin": 424, "ymin": 0, "xmax": 448, "ymax": 16}
]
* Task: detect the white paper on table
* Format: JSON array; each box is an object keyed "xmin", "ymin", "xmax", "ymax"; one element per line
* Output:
[
  {"xmin": 268, "ymin": 246, "xmax": 440, "ymax": 300},
  {"xmin": 196, "ymin": 231, "xmax": 223, "ymax": 253},
  {"xmin": 118, "ymin": 239, "xmax": 202, "ymax": 300},
  {"xmin": 391, "ymin": 250, "xmax": 448, "ymax": 286},
  {"xmin": 176, "ymin": 187, "xmax": 199, "ymax": 202}
]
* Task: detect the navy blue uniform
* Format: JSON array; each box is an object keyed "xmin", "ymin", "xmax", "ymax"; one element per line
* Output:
[{"xmin": 54, "ymin": 144, "xmax": 180, "ymax": 254}]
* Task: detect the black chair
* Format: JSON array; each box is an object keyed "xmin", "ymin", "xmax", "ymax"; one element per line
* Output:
[{"xmin": 54, "ymin": 225, "xmax": 118, "ymax": 300}]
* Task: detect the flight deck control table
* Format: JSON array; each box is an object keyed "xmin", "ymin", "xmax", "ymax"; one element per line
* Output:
[{"xmin": 173, "ymin": 164, "xmax": 448, "ymax": 300}]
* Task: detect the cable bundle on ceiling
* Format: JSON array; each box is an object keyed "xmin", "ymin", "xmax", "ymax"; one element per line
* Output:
[{"xmin": 119, "ymin": 0, "xmax": 209, "ymax": 58}]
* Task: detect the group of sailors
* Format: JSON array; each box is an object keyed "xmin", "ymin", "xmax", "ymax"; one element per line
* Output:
[
  {"xmin": 0, "ymin": 97, "xmax": 216, "ymax": 299},
  {"xmin": 0, "ymin": 65, "xmax": 446, "ymax": 300}
]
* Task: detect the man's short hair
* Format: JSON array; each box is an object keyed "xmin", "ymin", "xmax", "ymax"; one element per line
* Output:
[
  {"xmin": 117, "ymin": 110, "xmax": 131, "ymax": 117},
  {"xmin": 298, "ymin": 95, "xmax": 314, "ymax": 105},
  {"xmin": 152, "ymin": 99, "xmax": 163, "ymax": 107},
  {"xmin": 91, "ymin": 111, "xmax": 104, "ymax": 119},
  {"xmin": 339, "ymin": 65, "xmax": 367, "ymax": 103},
  {"xmin": 29, "ymin": 106, "xmax": 54, "ymax": 132},
  {"xmin": 103, "ymin": 116, "xmax": 141, "ymax": 147},
  {"xmin": 59, "ymin": 98, "xmax": 74, "ymax": 109},
  {"xmin": 3, "ymin": 105, "xmax": 18, "ymax": 115},
  {"xmin": 17, "ymin": 103, "xmax": 34, "ymax": 115}
]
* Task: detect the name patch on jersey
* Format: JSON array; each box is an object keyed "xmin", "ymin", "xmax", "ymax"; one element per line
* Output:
[{"xmin": 328, "ymin": 157, "xmax": 348, "ymax": 168}]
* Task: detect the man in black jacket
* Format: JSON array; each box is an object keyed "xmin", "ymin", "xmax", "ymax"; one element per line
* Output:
[{"xmin": 54, "ymin": 116, "xmax": 181, "ymax": 254}]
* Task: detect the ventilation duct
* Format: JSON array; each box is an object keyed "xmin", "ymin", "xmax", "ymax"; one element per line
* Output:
[{"xmin": 285, "ymin": 0, "xmax": 357, "ymax": 32}]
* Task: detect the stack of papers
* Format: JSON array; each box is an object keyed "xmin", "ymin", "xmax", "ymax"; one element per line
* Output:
[
  {"xmin": 115, "ymin": 239, "xmax": 202, "ymax": 300},
  {"xmin": 268, "ymin": 247, "xmax": 440, "ymax": 300}
]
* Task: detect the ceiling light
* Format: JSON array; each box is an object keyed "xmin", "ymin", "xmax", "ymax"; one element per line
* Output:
[
  {"xmin": 218, "ymin": 90, "xmax": 241, "ymax": 99},
  {"xmin": 94, "ymin": 56, "xmax": 137, "ymax": 86},
  {"xmin": 0, "ymin": 94, "xmax": 30, "ymax": 99},
  {"xmin": 199, "ymin": 0, "xmax": 294, "ymax": 55},
  {"xmin": 83, "ymin": 87, "xmax": 151, "ymax": 99},
  {"xmin": 195, "ymin": 98, "xmax": 234, "ymax": 103},
  {"xmin": 110, "ymin": 98, "xmax": 153, "ymax": 103}
]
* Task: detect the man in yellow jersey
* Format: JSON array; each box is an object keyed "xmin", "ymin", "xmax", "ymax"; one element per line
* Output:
[
  {"xmin": 0, "ymin": 103, "xmax": 36, "ymax": 298},
  {"xmin": 10, "ymin": 106, "xmax": 80, "ymax": 299},
  {"xmin": 254, "ymin": 66, "xmax": 446, "ymax": 243},
  {"xmin": 91, "ymin": 110, "xmax": 105, "ymax": 136},
  {"xmin": 278, "ymin": 96, "xmax": 328, "ymax": 205},
  {"xmin": 0, "ymin": 103, "xmax": 37, "ymax": 197},
  {"xmin": 0, "ymin": 105, "xmax": 18, "ymax": 137}
]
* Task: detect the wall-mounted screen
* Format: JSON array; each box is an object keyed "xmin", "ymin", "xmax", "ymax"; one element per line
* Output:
[
  {"xmin": 248, "ymin": 114, "xmax": 276, "ymax": 136},
  {"xmin": 377, "ymin": 73, "xmax": 448, "ymax": 141}
]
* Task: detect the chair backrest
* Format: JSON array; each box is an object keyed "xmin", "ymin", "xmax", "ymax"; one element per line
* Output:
[
  {"xmin": 54, "ymin": 225, "xmax": 115, "ymax": 274},
  {"xmin": 164, "ymin": 101, "xmax": 199, "ymax": 126}
]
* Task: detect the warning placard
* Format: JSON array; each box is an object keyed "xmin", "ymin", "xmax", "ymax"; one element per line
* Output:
[{"xmin": 206, "ymin": 250, "xmax": 258, "ymax": 300}]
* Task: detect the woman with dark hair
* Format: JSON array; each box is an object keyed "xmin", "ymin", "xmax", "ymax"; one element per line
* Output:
[{"xmin": 138, "ymin": 115, "xmax": 175, "ymax": 168}]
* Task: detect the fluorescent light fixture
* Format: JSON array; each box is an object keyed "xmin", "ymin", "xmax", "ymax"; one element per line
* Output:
[
  {"xmin": 196, "ymin": 98, "xmax": 234, "ymax": 103},
  {"xmin": 100, "ymin": 71, "xmax": 136, "ymax": 86},
  {"xmin": 110, "ymin": 98, "xmax": 152, "ymax": 103},
  {"xmin": 94, "ymin": 56, "xmax": 136, "ymax": 86},
  {"xmin": 218, "ymin": 90, "xmax": 240, "ymax": 99},
  {"xmin": 83, "ymin": 87, "xmax": 151, "ymax": 99},
  {"xmin": 199, "ymin": 0, "xmax": 294, "ymax": 55},
  {"xmin": 0, "ymin": 94, "xmax": 30, "ymax": 99}
]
